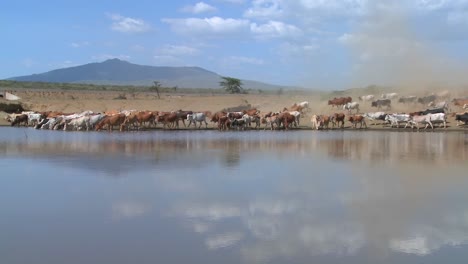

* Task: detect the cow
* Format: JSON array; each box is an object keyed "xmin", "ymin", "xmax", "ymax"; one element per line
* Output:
[
  {"xmin": 371, "ymin": 99, "xmax": 391, "ymax": 110},
  {"xmin": 358, "ymin": 95, "xmax": 374, "ymax": 101},
  {"xmin": 231, "ymin": 118, "xmax": 247, "ymax": 130},
  {"xmin": 343, "ymin": 102, "xmax": 360, "ymax": 114},
  {"xmin": 409, "ymin": 114, "xmax": 433, "ymax": 130},
  {"xmin": 417, "ymin": 95, "xmax": 437, "ymax": 105},
  {"xmin": 409, "ymin": 113, "xmax": 446, "ymax": 130},
  {"xmin": 10, "ymin": 114, "xmax": 28, "ymax": 127},
  {"xmin": 277, "ymin": 112, "xmax": 295, "ymax": 130},
  {"xmin": 217, "ymin": 116, "xmax": 230, "ymax": 131},
  {"xmin": 398, "ymin": 96, "xmax": 417, "ymax": 104},
  {"xmin": 27, "ymin": 113, "xmax": 43, "ymax": 127},
  {"xmin": 421, "ymin": 107, "xmax": 445, "ymax": 115},
  {"xmin": 173, "ymin": 110, "xmax": 193, "ymax": 127},
  {"xmin": 328, "ymin": 97, "xmax": 352, "ymax": 108},
  {"xmin": 227, "ymin": 112, "xmax": 244, "ymax": 120},
  {"xmin": 187, "ymin": 113, "xmax": 208, "ymax": 128},
  {"xmin": 261, "ymin": 114, "xmax": 279, "ymax": 131},
  {"xmin": 243, "ymin": 108, "xmax": 260, "ymax": 116},
  {"xmin": 363, "ymin": 112, "xmax": 387, "ymax": 125},
  {"xmin": 348, "ymin": 115, "xmax": 367, "ymax": 129},
  {"xmin": 318, "ymin": 115, "xmax": 331, "ymax": 129},
  {"xmin": 455, "ymin": 113, "xmax": 468, "ymax": 126},
  {"xmin": 156, "ymin": 112, "xmax": 179, "ymax": 129},
  {"xmin": 95, "ymin": 114, "xmax": 126, "ymax": 132},
  {"xmin": 331, "ymin": 113, "xmax": 345, "ymax": 128},
  {"xmin": 385, "ymin": 114, "xmax": 411, "ymax": 128},
  {"xmin": 288, "ymin": 111, "xmax": 301, "ymax": 127},
  {"xmin": 452, "ymin": 98, "xmax": 468, "ymax": 107},
  {"xmin": 295, "ymin": 101, "xmax": 309, "ymax": 109},
  {"xmin": 64, "ymin": 116, "xmax": 91, "ymax": 131},
  {"xmin": 428, "ymin": 101, "xmax": 449, "ymax": 111},
  {"xmin": 88, "ymin": 114, "xmax": 106, "ymax": 129},
  {"xmin": 310, "ymin": 115, "xmax": 320, "ymax": 130},
  {"xmin": 381, "ymin": 93, "xmax": 398, "ymax": 99},
  {"xmin": 464, "ymin": 104, "xmax": 468, "ymax": 110}
]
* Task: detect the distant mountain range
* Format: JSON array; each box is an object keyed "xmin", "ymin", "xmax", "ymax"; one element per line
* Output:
[{"xmin": 8, "ymin": 59, "xmax": 292, "ymax": 90}]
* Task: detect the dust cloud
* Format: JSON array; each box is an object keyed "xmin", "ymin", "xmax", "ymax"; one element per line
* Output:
[{"xmin": 344, "ymin": 2, "xmax": 468, "ymax": 94}]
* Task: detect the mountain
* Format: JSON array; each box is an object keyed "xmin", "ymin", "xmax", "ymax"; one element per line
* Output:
[{"xmin": 8, "ymin": 59, "xmax": 290, "ymax": 90}]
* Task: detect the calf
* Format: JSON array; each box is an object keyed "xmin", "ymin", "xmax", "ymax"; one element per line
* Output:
[{"xmin": 318, "ymin": 115, "xmax": 330, "ymax": 129}]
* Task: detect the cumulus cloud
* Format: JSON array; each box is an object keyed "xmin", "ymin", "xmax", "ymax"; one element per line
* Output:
[
  {"xmin": 250, "ymin": 20, "xmax": 302, "ymax": 39},
  {"xmin": 225, "ymin": 56, "xmax": 264, "ymax": 65},
  {"xmin": 162, "ymin": 16, "xmax": 250, "ymax": 36},
  {"xmin": 70, "ymin": 41, "xmax": 90, "ymax": 48},
  {"xmin": 182, "ymin": 2, "xmax": 217, "ymax": 14},
  {"xmin": 205, "ymin": 232, "xmax": 244, "ymax": 250},
  {"xmin": 244, "ymin": 0, "xmax": 284, "ymax": 19},
  {"xmin": 158, "ymin": 45, "xmax": 200, "ymax": 56},
  {"xmin": 107, "ymin": 13, "xmax": 151, "ymax": 33},
  {"xmin": 91, "ymin": 54, "xmax": 131, "ymax": 61}
]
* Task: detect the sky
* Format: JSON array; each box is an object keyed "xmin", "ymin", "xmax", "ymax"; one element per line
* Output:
[{"xmin": 2, "ymin": 0, "xmax": 468, "ymax": 90}]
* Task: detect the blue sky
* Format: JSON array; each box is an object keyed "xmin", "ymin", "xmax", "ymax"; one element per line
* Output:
[{"xmin": 2, "ymin": 0, "xmax": 468, "ymax": 89}]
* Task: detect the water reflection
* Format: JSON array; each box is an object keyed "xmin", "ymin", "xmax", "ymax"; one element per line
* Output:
[{"xmin": 1, "ymin": 127, "xmax": 468, "ymax": 264}]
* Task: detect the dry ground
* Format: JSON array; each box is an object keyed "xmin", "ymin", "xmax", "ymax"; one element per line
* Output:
[{"xmin": 0, "ymin": 89, "xmax": 467, "ymax": 130}]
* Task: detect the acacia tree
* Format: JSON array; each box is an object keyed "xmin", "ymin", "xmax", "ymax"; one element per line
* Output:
[{"xmin": 220, "ymin": 77, "xmax": 244, "ymax": 94}]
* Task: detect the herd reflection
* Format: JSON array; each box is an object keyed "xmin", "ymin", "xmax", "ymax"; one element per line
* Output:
[{"xmin": 1, "ymin": 128, "xmax": 468, "ymax": 263}]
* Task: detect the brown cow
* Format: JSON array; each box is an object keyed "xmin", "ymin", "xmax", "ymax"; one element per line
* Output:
[
  {"xmin": 328, "ymin": 97, "xmax": 352, "ymax": 108},
  {"xmin": 211, "ymin": 111, "xmax": 227, "ymax": 123},
  {"xmin": 157, "ymin": 112, "xmax": 179, "ymax": 129},
  {"xmin": 277, "ymin": 112, "xmax": 295, "ymax": 130},
  {"xmin": 319, "ymin": 115, "xmax": 331, "ymax": 129},
  {"xmin": 95, "ymin": 114, "xmax": 126, "ymax": 132},
  {"xmin": 452, "ymin": 98, "xmax": 468, "ymax": 107},
  {"xmin": 331, "ymin": 113, "xmax": 345, "ymax": 128},
  {"xmin": 10, "ymin": 114, "xmax": 28, "ymax": 127},
  {"xmin": 348, "ymin": 115, "xmax": 367, "ymax": 129},
  {"xmin": 243, "ymin": 108, "xmax": 259, "ymax": 116}
]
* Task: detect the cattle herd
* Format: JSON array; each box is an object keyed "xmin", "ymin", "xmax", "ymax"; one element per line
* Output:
[{"xmin": 4, "ymin": 92, "xmax": 468, "ymax": 132}]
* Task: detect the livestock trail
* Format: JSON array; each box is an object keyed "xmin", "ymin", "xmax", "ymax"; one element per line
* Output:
[{"xmin": 2, "ymin": 91, "xmax": 468, "ymax": 132}]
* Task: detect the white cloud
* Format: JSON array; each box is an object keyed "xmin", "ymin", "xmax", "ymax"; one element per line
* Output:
[
  {"xmin": 447, "ymin": 10, "xmax": 468, "ymax": 25},
  {"xmin": 158, "ymin": 45, "xmax": 200, "ymax": 56},
  {"xmin": 276, "ymin": 42, "xmax": 319, "ymax": 58},
  {"xmin": 70, "ymin": 41, "xmax": 90, "ymax": 48},
  {"xmin": 227, "ymin": 56, "xmax": 264, "ymax": 65},
  {"xmin": 91, "ymin": 54, "xmax": 131, "ymax": 61},
  {"xmin": 162, "ymin": 17, "xmax": 250, "ymax": 36},
  {"xmin": 107, "ymin": 13, "xmax": 150, "ymax": 33},
  {"xmin": 21, "ymin": 58, "xmax": 37, "ymax": 68},
  {"xmin": 250, "ymin": 21, "xmax": 303, "ymax": 39},
  {"xmin": 244, "ymin": 0, "xmax": 284, "ymax": 19},
  {"xmin": 182, "ymin": 2, "xmax": 217, "ymax": 14},
  {"xmin": 112, "ymin": 202, "xmax": 151, "ymax": 219},
  {"xmin": 205, "ymin": 233, "xmax": 244, "ymax": 250}
]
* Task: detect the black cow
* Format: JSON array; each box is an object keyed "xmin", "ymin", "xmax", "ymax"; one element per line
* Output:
[
  {"xmin": 455, "ymin": 113, "xmax": 468, "ymax": 126},
  {"xmin": 398, "ymin": 96, "xmax": 417, "ymax": 104},
  {"xmin": 417, "ymin": 95, "xmax": 437, "ymax": 105},
  {"xmin": 371, "ymin": 99, "xmax": 391, "ymax": 110}
]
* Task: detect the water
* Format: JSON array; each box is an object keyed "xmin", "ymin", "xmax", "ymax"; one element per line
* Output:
[{"xmin": 1, "ymin": 127, "xmax": 467, "ymax": 264}]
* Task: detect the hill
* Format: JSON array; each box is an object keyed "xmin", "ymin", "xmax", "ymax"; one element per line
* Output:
[{"xmin": 8, "ymin": 59, "xmax": 290, "ymax": 90}]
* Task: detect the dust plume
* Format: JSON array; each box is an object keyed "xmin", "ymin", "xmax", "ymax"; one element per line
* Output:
[{"xmin": 343, "ymin": 2, "xmax": 468, "ymax": 94}]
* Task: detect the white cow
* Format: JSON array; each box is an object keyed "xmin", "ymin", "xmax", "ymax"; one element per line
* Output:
[
  {"xmin": 463, "ymin": 104, "xmax": 468, "ymax": 110},
  {"xmin": 64, "ymin": 116, "xmax": 91, "ymax": 131},
  {"xmin": 288, "ymin": 111, "xmax": 301, "ymax": 127},
  {"xmin": 343, "ymin": 102, "xmax": 360, "ymax": 114},
  {"xmin": 385, "ymin": 114, "xmax": 411, "ymax": 128},
  {"xmin": 381, "ymin": 93, "xmax": 398, "ymax": 100},
  {"xmin": 89, "ymin": 114, "xmax": 106, "ymax": 129},
  {"xmin": 310, "ymin": 115, "xmax": 320, "ymax": 130},
  {"xmin": 428, "ymin": 101, "xmax": 449, "ymax": 111},
  {"xmin": 295, "ymin": 101, "xmax": 309, "ymax": 109},
  {"xmin": 429, "ymin": 113, "xmax": 446, "ymax": 128},
  {"xmin": 27, "ymin": 113, "xmax": 42, "ymax": 126},
  {"xmin": 358, "ymin": 94, "xmax": 374, "ymax": 101},
  {"xmin": 410, "ymin": 114, "xmax": 433, "ymax": 130},
  {"xmin": 187, "ymin": 113, "xmax": 208, "ymax": 128},
  {"xmin": 363, "ymin": 112, "xmax": 386, "ymax": 125}
]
